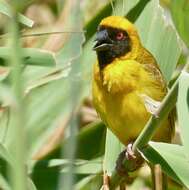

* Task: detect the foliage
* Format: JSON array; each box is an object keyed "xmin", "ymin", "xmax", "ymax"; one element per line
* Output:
[{"xmin": 0, "ymin": 0, "xmax": 188, "ymax": 190}]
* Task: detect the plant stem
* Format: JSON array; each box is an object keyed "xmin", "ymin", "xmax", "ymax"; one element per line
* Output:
[
  {"xmin": 109, "ymin": 61, "xmax": 189, "ymax": 189},
  {"xmin": 150, "ymin": 164, "xmax": 156, "ymax": 190},
  {"xmin": 133, "ymin": 60, "xmax": 189, "ymax": 152},
  {"xmin": 9, "ymin": 5, "xmax": 27, "ymax": 190},
  {"xmin": 162, "ymin": 171, "xmax": 168, "ymax": 190},
  {"xmin": 132, "ymin": 80, "xmax": 178, "ymax": 152}
]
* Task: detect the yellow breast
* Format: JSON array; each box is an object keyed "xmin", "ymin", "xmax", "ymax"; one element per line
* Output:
[{"xmin": 92, "ymin": 59, "xmax": 172, "ymax": 145}]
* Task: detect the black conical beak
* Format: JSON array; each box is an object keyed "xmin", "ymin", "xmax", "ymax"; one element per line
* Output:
[{"xmin": 93, "ymin": 29, "xmax": 113, "ymax": 51}]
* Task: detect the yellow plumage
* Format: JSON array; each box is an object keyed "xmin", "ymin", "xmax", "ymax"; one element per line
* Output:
[{"xmin": 92, "ymin": 16, "xmax": 173, "ymax": 145}]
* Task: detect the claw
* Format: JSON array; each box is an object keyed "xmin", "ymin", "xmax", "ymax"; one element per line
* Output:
[
  {"xmin": 116, "ymin": 149, "xmax": 128, "ymax": 176},
  {"xmin": 125, "ymin": 143, "xmax": 136, "ymax": 160},
  {"xmin": 116, "ymin": 143, "xmax": 144, "ymax": 176}
]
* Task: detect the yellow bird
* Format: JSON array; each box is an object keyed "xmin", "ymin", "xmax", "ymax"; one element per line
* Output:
[{"xmin": 92, "ymin": 16, "xmax": 174, "ymax": 146}]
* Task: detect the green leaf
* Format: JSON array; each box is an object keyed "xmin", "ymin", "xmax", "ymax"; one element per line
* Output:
[
  {"xmin": 18, "ymin": 14, "xmax": 34, "ymax": 28},
  {"xmin": 56, "ymin": 32, "xmax": 85, "ymax": 66},
  {"xmin": 84, "ymin": 2, "xmax": 113, "ymax": 42},
  {"xmin": 0, "ymin": 0, "xmax": 34, "ymax": 27},
  {"xmin": 114, "ymin": 0, "xmax": 151, "ymax": 23},
  {"xmin": 0, "ymin": 67, "xmax": 9, "ymax": 81},
  {"xmin": 0, "ymin": 174, "xmax": 10, "ymax": 190},
  {"xmin": 141, "ymin": 142, "xmax": 189, "ymax": 188},
  {"xmin": 24, "ymin": 67, "xmax": 71, "ymax": 93},
  {"xmin": 22, "ymin": 49, "xmax": 56, "ymax": 67},
  {"xmin": 22, "ymin": 1, "xmax": 85, "ymax": 91},
  {"xmin": 31, "ymin": 122, "xmax": 105, "ymax": 190},
  {"xmin": 177, "ymin": 72, "xmax": 189, "ymax": 159},
  {"xmin": 32, "ymin": 160, "xmax": 59, "ymax": 190},
  {"xmin": 0, "ymin": 143, "xmax": 13, "ymax": 165},
  {"xmin": 48, "ymin": 158, "xmax": 102, "ymax": 168},
  {"xmin": 5, "ymin": 0, "xmax": 86, "ymax": 161},
  {"xmin": 60, "ymin": 158, "xmax": 103, "ymax": 174},
  {"xmin": 135, "ymin": 0, "xmax": 181, "ymax": 82},
  {"xmin": 75, "ymin": 175, "xmax": 102, "ymax": 190},
  {"xmin": 0, "ymin": 47, "xmax": 56, "ymax": 67},
  {"xmin": 0, "ymin": 108, "xmax": 10, "ymax": 142},
  {"xmin": 23, "ymin": 76, "xmax": 78, "ymax": 158},
  {"xmin": 170, "ymin": 0, "xmax": 189, "ymax": 48},
  {"xmin": 61, "ymin": 121, "xmax": 106, "ymax": 160},
  {"xmin": 80, "ymin": 37, "xmax": 96, "ymax": 97},
  {"xmin": 114, "ymin": 0, "xmax": 139, "ymax": 16},
  {"xmin": 126, "ymin": 0, "xmax": 151, "ymax": 23},
  {"xmin": 0, "ymin": 84, "xmax": 15, "ymax": 107},
  {"xmin": 27, "ymin": 178, "xmax": 37, "ymax": 190},
  {"xmin": 56, "ymin": 0, "xmax": 85, "ymax": 66},
  {"xmin": 104, "ymin": 129, "xmax": 124, "ymax": 175}
]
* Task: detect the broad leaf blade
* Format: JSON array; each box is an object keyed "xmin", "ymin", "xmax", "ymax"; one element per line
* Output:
[
  {"xmin": 84, "ymin": 2, "xmax": 113, "ymax": 42},
  {"xmin": 104, "ymin": 129, "xmax": 123, "ymax": 175},
  {"xmin": 60, "ymin": 158, "xmax": 103, "ymax": 174},
  {"xmin": 135, "ymin": 0, "xmax": 181, "ymax": 81},
  {"xmin": 0, "ymin": 47, "xmax": 56, "ymax": 67},
  {"xmin": 0, "ymin": 174, "xmax": 10, "ymax": 190},
  {"xmin": 75, "ymin": 175, "xmax": 102, "ymax": 190},
  {"xmin": 177, "ymin": 72, "xmax": 189, "ymax": 159},
  {"xmin": 22, "ymin": 2, "xmax": 85, "ymax": 90},
  {"xmin": 27, "ymin": 178, "xmax": 37, "ymax": 190},
  {"xmin": 141, "ymin": 142, "xmax": 189, "ymax": 188},
  {"xmin": 17, "ymin": 0, "xmax": 85, "ymax": 160},
  {"xmin": 0, "ymin": 143, "xmax": 13, "ymax": 165},
  {"xmin": 31, "ymin": 122, "xmax": 105, "ymax": 190},
  {"xmin": 0, "ymin": 0, "xmax": 34, "ymax": 27},
  {"xmin": 170, "ymin": 0, "xmax": 189, "ymax": 48}
]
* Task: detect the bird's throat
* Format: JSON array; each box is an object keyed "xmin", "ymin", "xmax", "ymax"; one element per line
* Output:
[{"xmin": 97, "ymin": 51, "xmax": 116, "ymax": 70}]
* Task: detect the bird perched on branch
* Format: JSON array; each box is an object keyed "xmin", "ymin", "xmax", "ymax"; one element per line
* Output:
[{"xmin": 92, "ymin": 15, "xmax": 174, "ymax": 151}]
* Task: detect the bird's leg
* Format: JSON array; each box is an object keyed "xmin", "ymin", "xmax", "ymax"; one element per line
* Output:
[
  {"xmin": 115, "ymin": 143, "xmax": 143, "ymax": 179},
  {"xmin": 116, "ymin": 149, "xmax": 128, "ymax": 176}
]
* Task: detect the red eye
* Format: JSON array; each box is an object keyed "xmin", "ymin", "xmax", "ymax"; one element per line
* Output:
[{"xmin": 116, "ymin": 32, "xmax": 124, "ymax": 40}]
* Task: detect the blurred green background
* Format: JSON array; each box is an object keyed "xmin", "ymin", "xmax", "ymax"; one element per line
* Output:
[{"xmin": 0, "ymin": 0, "xmax": 189, "ymax": 190}]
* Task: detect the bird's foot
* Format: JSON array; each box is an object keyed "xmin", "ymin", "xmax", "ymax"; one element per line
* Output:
[
  {"xmin": 116, "ymin": 143, "xmax": 143, "ymax": 177},
  {"xmin": 116, "ymin": 149, "xmax": 129, "ymax": 176},
  {"xmin": 125, "ymin": 143, "xmax": 136, "ymax": 160}
]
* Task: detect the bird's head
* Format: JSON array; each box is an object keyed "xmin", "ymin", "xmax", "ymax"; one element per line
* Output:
[{"xmin": 93, "ymin": 16, "xmax": 141, "ymax": 69}]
